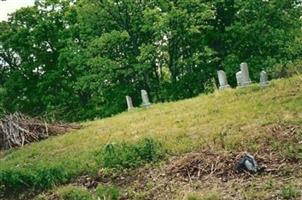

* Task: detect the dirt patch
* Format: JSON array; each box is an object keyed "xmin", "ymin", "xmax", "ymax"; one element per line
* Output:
[
  {"xmin": 264, "ymin": 123, "xmax": 301, "ymax": 143},
  {"xmin": 165, "ymin": 149, "xmax": 301, "ymax": 182},
  {"xmin": 167, "ymin": 151, "xmax": 249, "ymax": 182},
  {"xmin": 76, "ymin": 148, "xmax": 300, "ymax": 199},
  {"xmin": 75, "ymin": 175, "xmax": 99, "ymax": 189},
  {"xmin": 35, "ymin": 123, "xmax": 302, "ymax": 200}
]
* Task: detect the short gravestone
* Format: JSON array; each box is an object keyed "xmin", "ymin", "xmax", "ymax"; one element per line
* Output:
[
  {"xmin": 217, "ymin": 70, "xmax": 230, "ymax": 90},
  {"xmin": 236, "ymin": 71, "xmax": 243, "ymax": 87},
  {"xmin": 141, "ymin": 90, "xmax": 151, "ymax": 107},
  {"xmin": 260, "ymin": 70, "xmax": 269, "ymax": 87},
  {"xmin": 240, "ymin": 62, "xmax": 252, "ymax": 86},
  {"xmin": 126, "ymin": 96, "xmax": 134, "ymax": 110}
]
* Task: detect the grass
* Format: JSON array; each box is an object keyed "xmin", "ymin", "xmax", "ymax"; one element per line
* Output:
[
  {"xmin": 1, "ymin": 76, "xmax": 302, "ymax": 197},
  {"xmin": 34, "ymin": 185, "xmax": 120, "ymax": 200},
  {"xmin": 185, "ymin": 192, "xmax": 222, "ymax": 200},
  {"xmin": 34, "ymin": 186, "xmax": 94, "ymax": 200},
  {"xmin": 97, "ymin": 138, "xmax": 165, "ymax": 169},
  {"xmin": 280, "ymin": 184, "xmax": 299, "ymax": 199},
  {"xmin": 56, "ymin": 186, "xmax": 93, "ymax": 200},
  {"xmin": 95, "ymin": 185, "xmax": 120, "ymax": 200}
]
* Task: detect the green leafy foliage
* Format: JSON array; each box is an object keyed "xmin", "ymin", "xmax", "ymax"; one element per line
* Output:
[
  {"xmin": 0, "ymin": 0, "xmax": 301, "ymax": 121},
  {"xmin": 0, "ymin": 165, "xmax": 69, "ymax": 194},
  {"xmin": 0, "ymin": 87, "xmax": 5, "ymax": 116},
  {"xmin": 98, "ymin": 138, "xmax": 165, "ymax": 169}
]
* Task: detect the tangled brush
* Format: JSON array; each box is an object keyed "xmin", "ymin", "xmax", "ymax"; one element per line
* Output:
[{"xmin": 0, "ymin": 113, "xmax": 81, "ymax": 150}]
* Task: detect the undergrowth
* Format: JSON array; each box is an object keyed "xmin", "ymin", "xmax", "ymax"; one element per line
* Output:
[
  {"xmin": 0, "ymin": 165, "xmax": 69, "ymax": 194},
  {"xmin": 97, "ymin": 138, "xmax": 166, "ymax": 169},
  {"xmin": 0, "ymin": 138, "xmax": 164, "ymax": 196}
]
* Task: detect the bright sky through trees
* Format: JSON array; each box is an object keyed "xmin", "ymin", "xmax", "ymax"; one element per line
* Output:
[{"xmin": 0, "ymin": 0, "xmax": 35, "ymax": 21}]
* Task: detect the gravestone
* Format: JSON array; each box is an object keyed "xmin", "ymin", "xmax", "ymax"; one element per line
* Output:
[
  {"xmin": 141, "ymin": 90, "xmax": 151, "ymax": 107},
  {"xmin": 217, "ymin": 70, "xmax": 230, "ymax": 90},
  {"xmin": 236, "ymin": 71, "xmax": 243, "ymax": 87},
  {"xmin": 126, "ymin": 96, "xmax": 134, "ymax": 110},
  {"xmin": 240, "ymin": 63, "xmax": 252, "ymax": 86},
  {"xmin": 260, "ymin": 70, "xmax": 269, "ymax": 87}
]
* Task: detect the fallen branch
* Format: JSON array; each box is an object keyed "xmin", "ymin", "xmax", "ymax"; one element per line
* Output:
[{"xmin": 0, "ymin": 112, "xmax": 81, "ymax": 150}]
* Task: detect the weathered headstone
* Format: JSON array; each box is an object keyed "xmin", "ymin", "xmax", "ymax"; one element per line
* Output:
[
  {"xmin": 240, "ymin": 62, "xmax": 252, "ymax": 86},
  {"xmin": 141, "ymin": 90, "xmax": 151, "ymax": 107},
  {"xmin": 126, "ymin": 96, "xmax": 134, "ymax": 110},
  {"xmin": 217, "ymin": 70, "xmax": 230, "ymax": 90},
  {"xmin": 236, "ymin": 71, "xmax": 243, "ymax": 87},
  {"xmin": 259, "ymin": 70, "xmax": 269, "ymax": 87}
]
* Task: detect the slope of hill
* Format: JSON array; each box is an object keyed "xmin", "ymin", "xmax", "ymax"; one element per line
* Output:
[{"xmin": 1, "ymin": 76, "xmax": 302, "ymax": 200}]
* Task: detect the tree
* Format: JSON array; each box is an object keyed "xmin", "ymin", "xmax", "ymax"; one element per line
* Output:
[
  {"xmin": 211, "ymin": 0, "xmax": 302, "ymax": 85},
  {"xmin": 0, "ymin": 1, "xmax": 81, "ymax": 119},
  {"xmin": 0, "ymin": 0, "xmax": 301, "ymax": 121}
]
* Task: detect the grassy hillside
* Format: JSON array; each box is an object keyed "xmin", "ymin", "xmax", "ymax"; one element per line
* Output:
[{"xmin": 1, "ymin": 76, "xmax": 302, "ymax": 200}]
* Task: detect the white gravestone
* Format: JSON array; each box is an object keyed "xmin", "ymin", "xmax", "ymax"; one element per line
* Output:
[
  {"xmin": 240, "ymin": 62, "xmax": 252, "ymax": 86},
  {"xmin": 141, "ymin": 90, "xmax": 151, "ymax": 107},
  {"xmin": 126, "ymin": 96, "xmax": 134, "ymax": 110},
  {"xmin": 236, "ymin": 71, "xmax": 243, "ymax": 87},
  {"xmin": 260, "ymin": 70, "xmax": 269, "ymax": 87},
  {"xmin": 217, "ymin": 70, "xmax": 230, "ymax": 90}
]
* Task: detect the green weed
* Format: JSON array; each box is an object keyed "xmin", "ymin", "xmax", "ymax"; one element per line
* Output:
[
  {"xmin": 280, "ymin": 185, "xmax": 298, "ymax": 199},
  {"xmin": 59, "ymin": 186, "xmax": 93, "ymax": 200},
  {"xmin": 95, "ymin": 185, "xmax": 120, "ymax": 200},
  {"xmin": 0, "ymin": 165, "xmax": 69, "ymax": 194},
  {"xmin": 98, "ymin": 138, "xmax": 165, "ymax": 169}
]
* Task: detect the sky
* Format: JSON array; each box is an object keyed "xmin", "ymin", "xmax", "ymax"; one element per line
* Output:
[{"xmin": 0, "ymin": 0, "xmax": 35, "ymax": 21}]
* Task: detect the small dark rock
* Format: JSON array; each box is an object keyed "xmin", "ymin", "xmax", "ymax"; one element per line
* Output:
[{"xmin": 236, "ymin": 153, "xmax": 259, "ymax": 173}]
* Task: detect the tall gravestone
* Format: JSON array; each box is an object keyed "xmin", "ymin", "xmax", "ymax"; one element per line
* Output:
[
  {"xmin": 260, "ymin": 70, "xmax": 269, "ymax": 87},
  {"xmin": 126, "ymin": 96, "xmax": 134, "ymax": 110},
  {"xmin": 141, "ymin": 90, "xmax": 151, "ymax": 107},
  {"xmin": 240, "ymin": 63, "xmax": 252, "ymax": 86},
  {"xmin": 217, "ymin": 70, "xmax": 230, "ymax": 90}
]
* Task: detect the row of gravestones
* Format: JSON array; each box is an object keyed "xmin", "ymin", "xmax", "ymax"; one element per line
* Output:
[
  {"xmin": 217, "ymin": 62, "xmax": 269, "ymax": 90},
  {"xmin": 126, "ymin": 62, "xmax": 269, "ymax": 110}
]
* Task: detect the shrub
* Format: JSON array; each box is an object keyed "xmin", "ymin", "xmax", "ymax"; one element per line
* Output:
[
  {"xmin": 270, "ymin": 59, "xmax": 302, "ymax": 79},
  {"xmin": 97, "ymin": 138, "xmax": 165, "ymax": 169},
  {"xmin": 0, "ymin": 165, "xmax": 69, "ymax": 195},
  {"xmin": 203, "ymin": 78, "xmax": 217, "ymax": 94},
  {"xmin": 95, "ymin": 185, "xmax": 120, "ymax": 200}
]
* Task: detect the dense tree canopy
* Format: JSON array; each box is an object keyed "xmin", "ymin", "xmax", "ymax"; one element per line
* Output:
[{"xmin": 0, "ymin": 0, "xmax": 301, "ymax": 121}]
